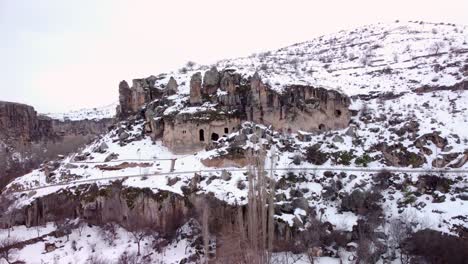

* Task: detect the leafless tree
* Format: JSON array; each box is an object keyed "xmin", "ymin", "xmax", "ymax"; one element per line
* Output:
[
  {"xmin": 430, "ymin": 41, "xmax": 445, "ymax": 55},
  {"xmin": 300, "ymin": 217, "xmax": 324, "ymax": 264},
  {"xmin": 0, "ymin": 195, "xmax": 13, "ymax": 237},
  {"xmin": 54, "ymin": 218, "xmax": 74, "ymax": 242},
  {"xmin": 245, "ymin": 145, "xmax": 276, "ymax": 264},
  {"xmin": 77, "ymin": 219, "xmax": 86, "ymax": 237},
  {"xmin": 123, "ymin": 213, "xmax": 154, "ymax": 256},
  {"xmin": 388, "ymin": 218, "xmax": 412, "ymax": 264},
  {"xmin": 0, "ymin": 237, "xmax": 20, "ymax": 264},
  {"xmin": 201, "ymin": 205, "xmax": 210, "ymax": 264},
  {"xmin": 99, "ymin": 223, "xmax": 118, "ymax": 246}
]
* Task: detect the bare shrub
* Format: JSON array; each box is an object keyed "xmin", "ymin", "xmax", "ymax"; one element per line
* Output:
[
  {"xmin": 403, "ymin": 229, "xmax": 468, "ymax": 263},
  {"xmin": 430, "ymin": 41, "xmax": 445, "ymax": 55},
  {"xmin": 117, "ymin": 251, "xmax": 150, "ymax": 264},
  {"xmin": 387, "ymin": 218, "xmax": 412, "ymax": 263},
  {"xmin": 122, "ymin": 213, "xmax": 154, "ymax": 256},
  {"xmin": 99, "ymin": 223, "xmax": 119, "ymax": 246},
  {"xmin": 87, "ymin": 255, "xmax": 113, "ymax": 264},
  {"xmin": 0, "ymin": 237, "xmax": 20, "ymax": 264}
]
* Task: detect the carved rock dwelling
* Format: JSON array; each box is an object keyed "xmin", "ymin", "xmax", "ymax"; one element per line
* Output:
[{"xmin": 118, "ymin": 67, "xmax": 351, "ymax": 153}]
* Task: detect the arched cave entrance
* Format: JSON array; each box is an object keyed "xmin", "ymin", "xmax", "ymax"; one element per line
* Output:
[
  {"xmin": 335, "ymin": 109, "xmax": 342, "ymax": 117},
  {"xmin": 318, "ymin": 124, "xmax": 325, "ymax": 131},
  {"xmin": 211, "ymin": 133, "xmax": 219, "ymax": 141},
  {"xmin": 199, "ymin": 129, "xmax": 205, "ymax": 142}
]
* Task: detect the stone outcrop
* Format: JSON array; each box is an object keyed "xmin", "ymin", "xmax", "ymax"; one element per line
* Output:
[
  {"xmin": 189, "ymin": 72, "xmax": 203, "ymax": 105},
  {"xmin": 117, "ymin": 80, "xmax": 132, "ymax": 118},
  {"xmin": 51, "ymin": 118, "xmax": 113, "ymax": 137},
  {"xmin": 165, "ymin": 77, "xmax": 178, "ymax": 96},
  {"xmin": 0, "ymin": 101, "xmax": 55, "ymax": 145},
  {"xmin": 162, "ymin": 117, "xmax": 241, "ymax": 154},
  {"xmin": 7, "ymin": 183, "xmax": 298, "ymax": 249},
  {"xmin": 122, "ymin": 68, "xmax": 351, "ymax": 153},
  {"xmin": 0, "ymin": 101, "xmax": 113, "ymax": 188},
  {"xmin": 202, "ymin": 66, "xmax": 220, "ymax": 95}
]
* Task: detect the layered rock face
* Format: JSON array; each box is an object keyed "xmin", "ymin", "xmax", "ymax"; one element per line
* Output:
[
  {"xmin": 124, "ymin": 67, "xmax": 351, "ymax": 153},
  {"xmin": 0, "ymin": 101, "xmax": 55, "ymax": 145},
  {"xmin": 117, "ymin": 75, "xmax": 179, "ymax": 119},
  {"xmin": 0, "ymin": 101, "xmax": 113, "ymax": 187},
  {"xmin": 51, "ymin": 118, "xmax": 113, "ymax": 137}
]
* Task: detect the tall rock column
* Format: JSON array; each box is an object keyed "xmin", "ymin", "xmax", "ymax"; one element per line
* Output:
[
  {"xmin": 118, "ymin": 80, "xmax": 132, "ymax": 119},
  {"xmin": 165, "ymin": 77, "xmax": 179, "ymax": 96},
  {"xmin": 202, "ymin": 66, "xmax": 220, "ymax": 95},
  {"xmin": 189, "ymin": 72, "xmax": 203, "ymax": 105}
]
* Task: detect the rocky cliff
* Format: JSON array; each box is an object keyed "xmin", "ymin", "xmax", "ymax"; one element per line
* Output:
[
  {"xmin": 2, "ymin": 21, "xmax": 468, "ymax": 263},
  {"xmin": 0, "ymin": 101, "xmax": 114, "ymax": 188}
]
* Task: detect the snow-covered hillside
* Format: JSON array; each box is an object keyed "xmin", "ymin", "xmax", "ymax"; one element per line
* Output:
[
  {"xmin": 44, "ymin": 102, "xmax": 117, "ymax": 121},
  {"xmin": 2, "ymin": 21, "xmax": 468, "ymax": 264},
  {"xmin": 151, "ymin": 21, "xmax": 467, "ymax": 97}
]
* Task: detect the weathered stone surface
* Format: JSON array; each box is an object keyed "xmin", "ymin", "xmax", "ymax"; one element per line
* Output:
[
  {"xmin": 117, "ymin": 80, "xmax": 132, "ymax": 118},
  {"xmin": 202, "ymin": 66, "xmax": 220, "ymax": 95},
  {"xmin": 165, "ymin": 77, "xmax": 178, "ymax": 95},
  {"xmin": 189, "ymin": 72, "xmax": 203, "ymax": 105},
  {"xmin": 10, "ymin": 184, "xmax": 297, "ymax": 244},
  {"xmin": 117, "ymin": 68, "xmax": 352, "ymax": 154},
  {"xmin": 332, "ymin": 135, "xmax": 344, "ymax": 143},
  {"xmin": 118, "ymin": 76, "xmax": 164, "ymax": 119},
  {"xmin": 0, "ymin": 101, "xmax": 55, "ymax": 145},
  {"xmin": 118, "ymin": 131, "xmax": 129, "ymax": 141}
]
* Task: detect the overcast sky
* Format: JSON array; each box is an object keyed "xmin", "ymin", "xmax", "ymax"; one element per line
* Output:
[{"xmin": 1, "ymin": 0, "xmax": 467, "ymax": 113}]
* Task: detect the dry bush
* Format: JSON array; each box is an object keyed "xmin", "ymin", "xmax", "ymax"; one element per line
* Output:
[
  {"xmin": 403, "ymin": 229, "xmax": 468, "ymax": 263},
  {"xmin": 122, "ymin": 213, "xmax": 155, "ymax": 256},
  {"xmin": 87, "ymin": 255, "xmax": 113, "ymax": 264},
  {"xmin": 117, "ymin": 251, "xmax": 150, "ymax": 264},
  {"xmin": 0, "ymin": 237, "xmax": 20, "ymax": 264},
  {"xmin": 99, "ymin": 223, "xmax": 119, "ymax": 246}
]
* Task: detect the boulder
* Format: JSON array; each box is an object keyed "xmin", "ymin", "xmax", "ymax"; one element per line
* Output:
[
  {"xmin": 345, "ymin": 125, "xmax": 357, "ymax": 137},
  {"xmin": 221, "ymin": 170, "xmax": 232, "ymax": 181},
  {"xmin": 291, "ymin": 197, "xmax": 309, "ymax": 211},
  {"xmin": 118, "ymin": 131, "xmax": 129, "ymax": 141},
  {"xmin": 332, "ymin": 135, "xmax": 344, "ymax": 143},
  {"xmin": 104, "ymin": 153, "xmax": 119, "ymax": 162},
  {"xmin": 95, "ymin": 142, "xmax": 109, "ymax": 153}
]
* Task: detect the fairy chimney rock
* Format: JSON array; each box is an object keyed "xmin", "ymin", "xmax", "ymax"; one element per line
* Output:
[
  {"xmin": 189, "ymin": 72, "xmax": 203, "ymax": 105},
  {"xmin": 166, "ymin": 77, "xmax": 178, "ymax": 95}
]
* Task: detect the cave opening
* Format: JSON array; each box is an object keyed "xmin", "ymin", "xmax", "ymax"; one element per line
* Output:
[
  {"xmin": 199, "ymin": 129, "xmax": 205, "ymax": 142},
  {"xmin": 211, "ymin": 133, "xmax": 219, "ymax": 141}
]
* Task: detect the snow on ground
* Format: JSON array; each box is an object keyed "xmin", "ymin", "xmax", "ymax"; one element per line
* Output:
[
  {"xmin": 0, "ymin": 220, "xmax": 199, "ymax": 264},
  {"xmin": 2, "ymin": 20, "xmax": 468, "ymax": 263},
  {"xmin": 44, "ymin": 102, "xmax": 117, "ymax": 121}
]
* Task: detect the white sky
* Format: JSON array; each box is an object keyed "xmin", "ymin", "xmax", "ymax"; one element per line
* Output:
[{"xmin": 1, "ymin": 0, "xmax": 467, "ymax": 113}]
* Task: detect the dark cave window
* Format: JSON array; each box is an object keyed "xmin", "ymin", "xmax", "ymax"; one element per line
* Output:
[
  {"xmin": 335, "ymin": 109, "xmax": 342, "ymax": 117},
  {"xmin": 224, "ymin": 127, "xmax": 229, "ymax": 134},
  {"xmin": 318, "ymin": 124, "xmax": 325, "ymax": 130},
  {"xmin": 199, "ymin": 129, "xmax": 205, "ymax": 142},
  {"xmin": 211, "ymin": 133, "xmax": 219, "ymax": 141}
]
